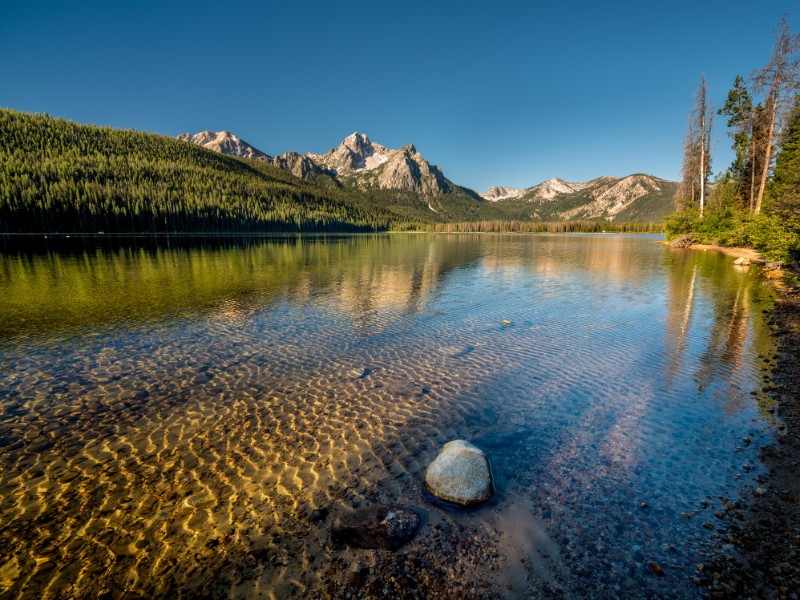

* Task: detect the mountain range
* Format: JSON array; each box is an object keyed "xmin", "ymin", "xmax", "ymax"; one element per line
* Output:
[
  {"xmin": 178, "ymin": 130, "xmax": 677, "ymax": 223},
  {"xmin": 1, "ymin": 109, "xmax": 670, "ymax": 234}
]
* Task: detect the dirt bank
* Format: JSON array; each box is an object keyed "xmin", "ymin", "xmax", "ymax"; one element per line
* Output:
[{"xmin": 687, "ymin": 244, "xmax": 766, "ymax": 263}]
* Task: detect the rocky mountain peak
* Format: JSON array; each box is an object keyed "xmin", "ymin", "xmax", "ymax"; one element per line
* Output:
[
  {"xmin": 341, "ymin": 132, "xmax": 371, "ymax": 150},
  {"xmin": 270, "ymin": 151, "xmax": 325, "ymax": 179},
  {"xmin": 481, "ymin": 186, "xmax": 525, "ymax": 202},
  {"xmin": 311, "ymin": 132, "xmax": 390, "ymax": 175},
  {"xmin": 367, "ymin": 144, "xmax": 449, "ymax": 196},
  {"xmin": 534, "ymin": 178, "xmax": 588, "ymax": 200},
  {"xmin": 177, "ymin": 130, "xmax": 269, "ymax": 160}
]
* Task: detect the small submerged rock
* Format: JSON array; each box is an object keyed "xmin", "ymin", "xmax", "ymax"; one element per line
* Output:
[
  {"xmin": 437, "ymin": 346, "xmax": 473, "ymax": 358},
  {"xmin": 309, "ymin": 508, "xmax": 328, "ymax": 522},
  {"xmin": 331, "ymin": 504, "xmax": 420, "ymax": 551},
  {"xmin": 424, "ymin": 440, "xmax": 494, "ymax": 506},
  {"xmin": 347, "ymin": 368, "xmax": 367, "ymax": 379}
]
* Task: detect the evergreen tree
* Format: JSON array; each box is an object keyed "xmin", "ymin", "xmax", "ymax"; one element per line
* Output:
[
  {"xmin": 718, "ymin": 75, "xmax": 756, "ymax": 209},
  {"xmin": 764, "ymin": 96, "xmax": 800, "ymax": 259}
]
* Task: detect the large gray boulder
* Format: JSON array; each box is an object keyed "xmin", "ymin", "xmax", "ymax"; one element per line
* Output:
[{"xmin": 424, "ymin": 440, "xmax": 494, "ymax": 506}]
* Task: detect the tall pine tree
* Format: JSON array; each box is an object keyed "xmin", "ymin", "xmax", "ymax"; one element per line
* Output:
[{"xmin": 765, "ymin": 96, "xmax": 800, "ymax": 259}]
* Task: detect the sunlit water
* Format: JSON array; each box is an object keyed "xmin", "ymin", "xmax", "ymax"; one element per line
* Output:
[{"xmin": 0, "ymin": 234, "xmax": 780, "ymax": 598}]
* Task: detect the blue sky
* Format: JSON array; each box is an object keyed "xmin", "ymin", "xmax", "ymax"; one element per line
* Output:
[{"xmin": 0, "ymin": 1, "xmax": 795, "ymax": 191}]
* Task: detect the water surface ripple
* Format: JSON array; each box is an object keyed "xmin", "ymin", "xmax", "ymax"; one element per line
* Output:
[{"xmin": 0, "ymin": 234, "xmax": 779, "ymax": 598}]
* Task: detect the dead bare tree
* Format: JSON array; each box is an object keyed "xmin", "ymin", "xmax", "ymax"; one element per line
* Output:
[
  {"xmin": 698, "ymin": 75, "xmax": 713, "ymax": 217},
  {"xmin": 677, "ymin": 75, "xmax": 713, "ymax": 216},
  {"xmin": 677, "ymin": 122, "xmax": 698, "ymax": 207},
  {"xmin": 751, "ymin": 15, "xmax": 800, "ymax": 215}
]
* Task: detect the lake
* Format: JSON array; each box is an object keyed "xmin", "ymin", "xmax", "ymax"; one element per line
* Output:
[{"xmin": 0, "ymin": 233, "xmax": 780, "ymax": 598}]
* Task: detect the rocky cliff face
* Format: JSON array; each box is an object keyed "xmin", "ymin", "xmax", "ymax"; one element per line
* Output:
[
  {"xmin": 269, "ymin": 151, "xmax": 325, "ymax": 179},
  {"xmin": 309, "ymin": 132, "xmax": 391, "ymax": 175},
  {"xmin": 177, "ymin": 131, "xmax": 269, "ymax": 160},
  {"xmin": 312, "ymin": 134, "xmax": 451, "ymax": 195},
  {"xmin": 524, "ymin": 178, "xmax": 589, "ymax": 201},
  {"xmin": 359, "ymin": 143, "xmax": 451, "ymax": 195},
  {"xmin": 482, "ymin": 186, "xmax": 525, "ymax": 202}
]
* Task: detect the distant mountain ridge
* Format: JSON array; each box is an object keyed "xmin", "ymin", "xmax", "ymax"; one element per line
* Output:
[
  {"xmin": 178, "ymin": 130, "xmax": 455, "ymax": 196},
  {"xmin": 481, "ymin": 174, "xmax": 677, "ymax": 222},
  {"xmin": 177, "ymin": 129, "xmax": 676, "ymax": 223}
]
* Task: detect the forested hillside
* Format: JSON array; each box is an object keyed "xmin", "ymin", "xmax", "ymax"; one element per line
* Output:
[{"xmin": 0, "ymin": 110, "xmax": 397, "ymax": 233}]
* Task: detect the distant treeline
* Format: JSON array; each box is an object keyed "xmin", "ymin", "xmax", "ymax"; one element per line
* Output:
[
  {"xmin": 429, "ymin": 220, "xmax": 664, "ymax": 234},
  {"xmin": 0, "ymin": 109, "xmax": 395, "ymax": 233}
]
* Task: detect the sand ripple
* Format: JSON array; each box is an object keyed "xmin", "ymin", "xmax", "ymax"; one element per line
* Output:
[{"xmin": 0, "ymin": 234, "xmax": 781, "ymax": 598}]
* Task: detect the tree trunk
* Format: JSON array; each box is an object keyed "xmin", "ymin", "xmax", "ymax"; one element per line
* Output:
[
  {"xmin": 749, "ymin": 136, "xmax": 757, "ymax": 212},
  {"xmin": 754, "ymin": 87, "xmax": 779, "ymax": 215},
  {"xmin": 700, "ymin": 111, "xmax": 706, "ymax": 217}
]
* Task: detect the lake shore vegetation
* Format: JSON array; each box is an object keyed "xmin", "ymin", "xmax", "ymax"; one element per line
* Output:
[{"xmin": 666, "ymin": 16, "xmax": 800, "ymax": 264}]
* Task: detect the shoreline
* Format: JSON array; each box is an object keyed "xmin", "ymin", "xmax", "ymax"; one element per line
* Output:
[
  {"xmin": 683, "ymin": 244, "xmax": 800, "ymax": 598},
  {"xmin": 686, "ymin": 243, "xmax": 766, "ymax": 263}
]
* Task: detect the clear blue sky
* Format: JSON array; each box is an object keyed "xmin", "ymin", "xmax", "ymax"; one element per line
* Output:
[{"xmin": 0, "ymin": 1, "xmax": 794, "ymax": 191}]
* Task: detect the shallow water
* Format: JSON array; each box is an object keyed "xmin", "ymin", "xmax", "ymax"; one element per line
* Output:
[{"xmin": 0, "ymin": 234, "xmax": 780, "ymax": 598}]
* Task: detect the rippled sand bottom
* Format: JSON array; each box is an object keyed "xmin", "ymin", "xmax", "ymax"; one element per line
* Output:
[
  {"xmin": 0, "ymin": 238, "xmax": 780, "ymax": 599},
  {"xmin": 1, "ymin": 307, "xmax": 566, "ymax": 598}
]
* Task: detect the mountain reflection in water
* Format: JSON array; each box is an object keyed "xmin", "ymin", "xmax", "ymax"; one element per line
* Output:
[{"xmin": 0, "ymin": 234, "xmax": 779, "ymax": 598}]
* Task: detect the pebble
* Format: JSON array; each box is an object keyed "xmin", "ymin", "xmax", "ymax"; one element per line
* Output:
[
  {"xmin": 347, "ymin": 368, "xmax": 366, "ymax": 379},
  {"xmin": 647, "ymin": 561, "xmax": 665, "ymax": 576}
]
